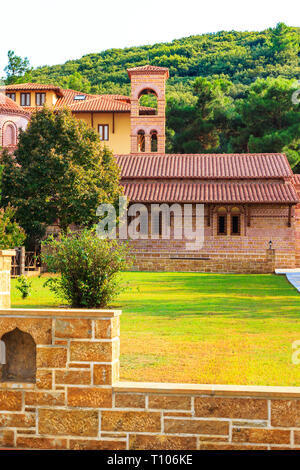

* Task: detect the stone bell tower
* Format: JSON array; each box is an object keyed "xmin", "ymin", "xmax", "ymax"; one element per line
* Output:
[{"xmin": 127, "ymin": 65, "xmax": 169, "ymax": 154}]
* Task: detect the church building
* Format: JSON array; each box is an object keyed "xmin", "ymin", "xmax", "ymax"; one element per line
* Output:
[{"xmin": 1, "ymin": 65, "xmax": 300, "ymax": 273}]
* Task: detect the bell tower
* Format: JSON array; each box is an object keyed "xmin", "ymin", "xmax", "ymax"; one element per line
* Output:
[{"xmin": 127, "ymin": 65, "xmax": 169, "ymax": 154}]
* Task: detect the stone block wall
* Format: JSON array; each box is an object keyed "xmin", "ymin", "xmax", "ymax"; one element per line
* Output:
[
  {"xmin": 126, "ymin": 203, "xmax": 295, "ymax": 273},
  {"xmin": 1, "ymin": 308, "xmax": 300, "ymax": 450},
  {"xmin": 0, "ymin": 251, "xmax": 15, "ymax": 308},
  {"xmin": 0, "ymin": 308, "xmax": 120, "ymax": 449}
]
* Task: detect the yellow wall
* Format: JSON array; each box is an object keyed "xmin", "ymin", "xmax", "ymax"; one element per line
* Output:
[
  {"xmin": 10, "ymin": 91, "xmax": 131, "ymax": 154},
  {"xmin": 13, "ymin": 90, "xmax": 58, "ymax": 107},
  {"xmin": 74, "ymin": 112, "xmax": 131, "ymax": 154}
]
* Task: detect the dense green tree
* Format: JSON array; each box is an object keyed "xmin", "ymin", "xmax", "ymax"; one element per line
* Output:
[
  {"xmin": 167, "ymin": 77, "xmax": 233, "ymax": 153},
  {"xmin": 0, "ymin": 205, "xmax": 26, "ymax": 249},
  {"xmin": 28, "ymin": 25, "xmax": 299, "ymax": 91},
  {"xmin": 4, "ymin": 51, "xmax": 31, "ymax": 84},
  {"xmin": 1, "ymin": 108, "xmax": 123, "ymax": 248},
  {"xmin": 268, "ymin": 22, "xmax": 299, "ymax": 64},
  {"xmin": 229, "ymin": 77, "xmax": 300, "ymax": 168}
]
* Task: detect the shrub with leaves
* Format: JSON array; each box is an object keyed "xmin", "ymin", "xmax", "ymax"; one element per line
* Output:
[
  {"xmin": 16, "ymin": 275, "xmax": 32, "ymax": 299},
  {"xmin": 0, "ymin": 204, "xmax": 26, "ymax": 249},
  {"xmin": 41, "ymin": 228, "xmax": 131, "ymax": 308}
]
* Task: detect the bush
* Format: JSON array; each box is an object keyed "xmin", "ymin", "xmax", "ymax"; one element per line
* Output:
[
  {"xmin": 16, "ymin": 275, "xmax": 32, "ymax": 299},
  {"xmin": 41, "ymin": 228, "xmax": 131, "ymax": 308},
  {"xmin": 0, "ymin": 204, "xmax": 26, "ymax": 249}
]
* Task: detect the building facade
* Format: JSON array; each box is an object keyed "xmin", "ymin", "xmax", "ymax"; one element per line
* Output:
[
  {"xmin": 2, "ymin": 66, "xmax": 300, "ymax": 273},
  {"xmin": 0, "ymin": 93, "xmax": 29, "ymax": 149},
  {"xmin": 117, "ymin": 153, "xmax": 299, "ymax": 273}
]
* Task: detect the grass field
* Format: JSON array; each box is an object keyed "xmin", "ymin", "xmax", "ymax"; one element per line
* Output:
[{"xmin": 11, "ymin": 272, "xmax": 300, "ymax": 386}]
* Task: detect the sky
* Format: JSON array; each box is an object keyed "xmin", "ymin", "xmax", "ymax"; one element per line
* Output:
[{"xmin": 1, "ymin": 0, "xmax": 299, "ymax": 75}]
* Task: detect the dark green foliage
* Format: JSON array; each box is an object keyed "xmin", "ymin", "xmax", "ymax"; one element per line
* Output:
[
  {"xmin": 28, "ymin": 24, "xmax": 299, "ymax": 93},
  {"xmin": 228, "ymin": 77, "xmax": 300, "ymax": 166},
  {"xmin": 0, "ymin": 205, "xmax": 26, "ymax": 249},
  {"xmin": 16, "ymin": 275, "xmax": 32, "ymax": 299},
  {"xmin": 1, "ymin": 108, "xmax": 123, "ymax": 247},
  {"xmin": 4, "ymin": 51, "xmax": 32, "ymax": 84},
  {"xmin": 41, "ymin": 228, "xmax": 131, "ymax": 308}
]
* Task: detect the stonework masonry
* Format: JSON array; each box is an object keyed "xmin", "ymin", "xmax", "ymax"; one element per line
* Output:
[
  {"xmin": 0, "ymin": 251, "xmax": 15, "ymax": 309},
  {"xmin": 129, "ymin": 68, "xmax": 168, "ymax": 154},
  {"xmin": 1, "ymin": 306, "xmax": 300, "ymax": 450},
  {"xmin": 126, "ymin": 204, "xmax": 295, "ymax": 273}
]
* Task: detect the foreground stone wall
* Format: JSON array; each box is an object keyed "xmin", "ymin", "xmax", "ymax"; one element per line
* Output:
[
  {"xmin": 0, "ymin": 251, "xmax": 15, "ymax": 308},
  {"xmin": 1, "ymin": 308, "xmax": 300, "ymax": 450}
]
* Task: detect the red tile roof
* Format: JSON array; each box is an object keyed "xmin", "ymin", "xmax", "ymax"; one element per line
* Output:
[
  {"xmin": 127, "ymin": 64, "xmax": 169, "ymax": 78},
  {"xmin": 5, "ymin": 83, "xmax": 64, "ymax": 96},
  {"xmin": 116, "ymin": 154, "xmax": 292, "ymax": 179},
  {"xmin": 66, "ymin": 96, "xmax": 131, "ymax": 112},
  {"xmin": 122, "ymin": 181, "xmax": 299, "ymax": 204},
  {"xmin": 0, "ymin": 93, "xmax": 30, "ymax": 117},
  {"xmin": 292, "ymin": 174, "xmax": 300, "ymax": 186},
  {"xmin": 3, "ymin": 83, "xmax": 155, "ymax": 113}
]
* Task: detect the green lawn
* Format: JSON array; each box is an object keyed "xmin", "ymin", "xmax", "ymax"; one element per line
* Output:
[{"xmin": 11, "ymin": 272, "xmax": 300, "ymax": 386}]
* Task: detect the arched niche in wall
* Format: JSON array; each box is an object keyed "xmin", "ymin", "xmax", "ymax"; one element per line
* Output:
[
  {"xmin": 1, "ymin": 328, "xmax": 36, "ymax": 383},
  {"xmin": 137, "ymin": 129, "xmax": 146, "ymax": 152},
  {"xmin": 150, "ymin": 130, "xmax": 158, "ymax": 152},
  {"xmin": 2, "ymin": 121, "xmax": 17, "ymax": 147}
]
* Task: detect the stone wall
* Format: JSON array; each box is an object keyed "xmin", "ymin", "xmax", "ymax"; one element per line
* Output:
[
  {"xmin": 0, "ymin": 251, "xmax": 15, "ymax": 308},
  {"xmin": 127, "ymin": 203, "xmax": 295, "ymax": 273},
  {"xmin": 1, "ymin": 308, "xmax": 300, "ymax": 450}
]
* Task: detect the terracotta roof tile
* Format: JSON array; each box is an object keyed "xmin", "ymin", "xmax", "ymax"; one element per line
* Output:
[
  {"xmin": 292, "ymin": 174, "xmax": 300, "ymax": 186},
  {"xmin": 127, "ymin": 64, "xmax": 169, "ymax": 78},
  {"xmin": 116, "ymin": 154, "xmax": 292, "ymax": 179},
  {"xmin": 122, "ymin": 181, "xmax": 299, "ymax": 204},
  {"xmin": 66, "ymin": 96, "xmax": 132, "ymax": 112},
  {"xmin": 0, "ymin": 93, "xmax": 30, "ymax": 117},
  {"xmin": 5, "ymin": 83, "xmax": 64, "ymax": 96},
  {"xmin": 3, "ymin": 83, "xmax": 155, "ymax": 113}
]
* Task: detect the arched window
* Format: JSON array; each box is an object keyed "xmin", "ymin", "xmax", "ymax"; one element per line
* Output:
[
  {"xmin": 137, "ymin": 130, "xmax": 145, "ymax": 152},
  {"xmin": 231, "ymin": 207, "xmax": 241, "ymax": 236},
  {"xmin": 1, "ymin": 328, "xmax": 36, "ymax": 383},
  {"xmin": 2, "ymin": 122, "xmax": 17, "ymax": 147},
  {"xmin": 150, "ymin": 130, "xmax": 158, "ymax": 152},
  {"xmin": 217, "ymin": 207, "xmax": 227, "ymax": 235},
  {"xmin": 138, "ymin": 89, "xmax": 158, "ymax": 116}
]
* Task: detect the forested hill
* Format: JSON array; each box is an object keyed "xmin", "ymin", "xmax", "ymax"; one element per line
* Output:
[{"xmin": 30, "ymin": 24, "xmax": 299, "ymax": 94}]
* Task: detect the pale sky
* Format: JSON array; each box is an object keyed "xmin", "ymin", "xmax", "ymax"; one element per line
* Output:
[{"xmin": 1, "ymin": 0, "xmax": 299, "ymax": 75}]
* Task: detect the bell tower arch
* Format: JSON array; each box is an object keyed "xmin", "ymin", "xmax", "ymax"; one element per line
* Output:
[{"xmin": 128, "ymin": 65, "xmax": 169, "ymax": 154}]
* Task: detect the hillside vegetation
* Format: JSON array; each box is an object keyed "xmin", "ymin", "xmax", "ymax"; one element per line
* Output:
[
  {"xmin": 29, "ymin": 24, "xmax": 299, "ymax": 94},
  {"xmin": 7, "ymin": 24, "xmax": 300, "ymax": 168}
]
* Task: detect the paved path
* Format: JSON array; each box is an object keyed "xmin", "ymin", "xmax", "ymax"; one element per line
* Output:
[
  {"xmin": 286, "ymin": 274, "xmax": 300, "ymax": 293},
  {"xmin": 275, "ymin": 269, "xmax": 300, "ymax": 293}
]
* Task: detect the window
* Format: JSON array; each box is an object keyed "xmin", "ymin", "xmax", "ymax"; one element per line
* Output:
[
  {"xmin": 150, "ymin": 130, "xmax": 158, "ymax": 152},
  {"xmin": 137, "ymin": 130, "xmax": 145, "ymax": 152},
  {"xmin": 231, "ymin": 215, "xmax": 240, "ymax": 235},
  {"xmin": 20, "ymin": 93, "xmax": 31, "ymax": 106},
  {"xmin": 218, "ymin": 215, "xmax": 227, "ymax": 235},
  {"xmin": 98, "ymin": 124, "xmax": 109, "ymax": 141},
  {"xmin": 74, "ymin": 95, "xmax": 86, "ymax": 100},
  {"xmin": 35, "ymin": 93, "xmax": 46, "ymax": 106},
  {"xmin": 6, "ymin": 93, "xmax": 16, "ymax": 101}
]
